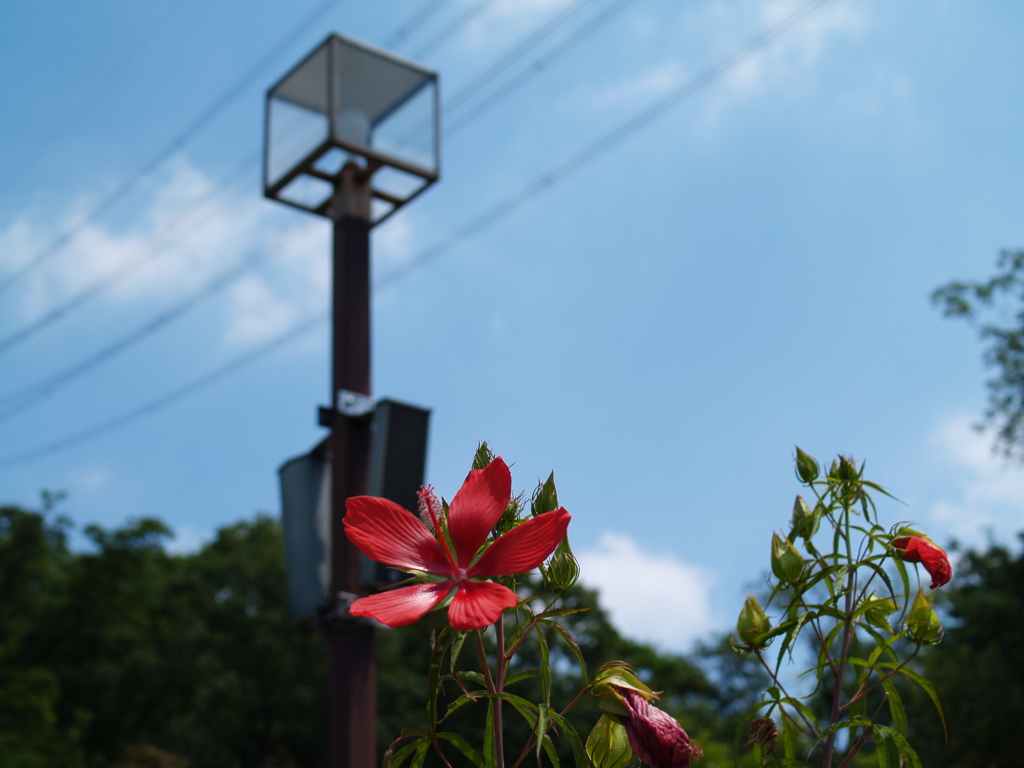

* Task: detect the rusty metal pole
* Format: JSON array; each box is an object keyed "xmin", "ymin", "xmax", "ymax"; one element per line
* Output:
[{"xmin": 329, "ymin": 162, "xmax": 376, "ymax": 768}]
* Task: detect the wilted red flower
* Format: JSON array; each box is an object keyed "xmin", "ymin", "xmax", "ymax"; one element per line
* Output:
[
  {"xmin": 343, "ymin": 457, "xmax": 570, "ymax": 630},
  {"xmin": 619, "ymin": 688, "xmax": 702, "ymax": 768},
  {"xmin": 891, "ymin": 535, "xmax": 951, "ymax": 589}
]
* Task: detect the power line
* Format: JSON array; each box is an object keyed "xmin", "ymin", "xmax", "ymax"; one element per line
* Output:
[
  {"xmin": 0, "ymin": 0, "xmax": 834, "ymax": 470},
  {"xmin": 0, "ymin": 0, "xmax": 345, "ymax": 300},
  {"xmin": 0, "ymin": 220, "xmax": 311, "ymax": 422},
  {"xmin": 409, "ymin": 0, "xmax": 502, "ymax": 59},
  {"xmin": 0, "ymin": 312, "xmax": 328, "ymax": 470},
  {"xmin": 384, "ymin": 0, "xmax": 835, "ymax": 284},
  {"xmin": 0, "ymin": 154, "xmax": 259, "ymax": 358},
  {"xmin": 444, "ymin": 0, "xmax": 597, "ymax": 116},
  {"xmin": 382, "ymin": 0, "xmax": 455, "ymax": 49},
  {"xmin": 445, "ymin": 0, "xmax": 641, "ymax": 136}
]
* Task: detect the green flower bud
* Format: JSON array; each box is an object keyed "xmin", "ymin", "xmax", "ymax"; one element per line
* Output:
[
  {"xmin": 590, "ymin": 661, "xmax": 655, "ymax": 718},
  {"xmin": 586, "ymin": 715, "xmax": 633, "ymax": 768},
  {"xmin": 834, "ymin": 454, "xmax": 858, "ymax": 481},
  {"xmin": 862, "ymin": 594, "xmax": 898, "ymax": 630},
  {"xmin": 794, "ymin": 447, "xmax": 819, "ymax": 483},
  {"xmin": 531, "ymin": 471, "xmax": 559, "ymax": 517},
  {"xmin": 736, "ymin": 595, "xmax": 771, "ymax": 647},
  {"xmin": 542, "ymin": 536, "xmax": 580, "ymax": 590},
  {"xmin": 770, "ymin": 532, "xmax": 804, "ymax": 585},
  {"xmin": 790, "ymin": 495, "xmax": 820, "ymax": 540},
  {"xmin": 904, "ymin": 588, "xmax": 943, "ymax": 645}
]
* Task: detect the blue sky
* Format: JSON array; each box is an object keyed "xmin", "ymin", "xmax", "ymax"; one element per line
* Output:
[{"xmin": 2, "ymin": 0, "xmax": 1024, "ymax": 652}]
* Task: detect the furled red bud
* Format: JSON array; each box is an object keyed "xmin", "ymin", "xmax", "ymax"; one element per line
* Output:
[
  {"xmin": 790, "ymin": 495, "xmax": 820, "ymax": 540},
  {"xmin": 590, "ymin": 661, "xmax": 655, "ymax": 718},
  {"xmin": 771, "ymin": 532, "xmax": 804, "ymax": 585},
  {"xmin": 904, "ymin": 588, "xmax": 943, "ymax": 645},
  {"xmin": 861, "ymin": 594, "xmax": 898, "ymax": 630},
  {"xmin": 736, "ymin": 595, "xmax": 771, "ymax": 648},
  {"xmin": 794, "ymin": 447, "xmax": 819, "ymax": 483},
  {"xmin": 891, "ymin": 534, "xmax": 952, "ymax": 589},
  {"xmin": 619, "ymin": 688, "xmax": 702, "ymax": 768}
]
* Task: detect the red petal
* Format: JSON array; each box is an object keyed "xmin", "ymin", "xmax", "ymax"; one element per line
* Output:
[
  {"xmin": 447, "ymin": 580, "xmax": 520, "ymax": 631},
  {"xmin": 348, "ymin": 581, "xmax": 454, "ymax": 627},
  {"xmin": 344, "ymin": 496, "xmax": 451, "ymax": 574},
  {"xmin": 893, "ymin": 536, "xmax": 952, "ymax": 590},
  {"xmin": 447, "ymin": 457, "xmax": 512, "ymax": 567},
  {"xmin": 468, "ymin": 508, "xmax": 571, "ymax": 577}
]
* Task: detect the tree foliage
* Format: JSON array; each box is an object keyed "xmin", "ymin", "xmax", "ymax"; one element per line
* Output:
[
  {"xmin": 0, "ymin": 500, "xmax": 760, "ymax": 768},
  {"xmin": 932, "ymin": 248, "xmax": 1024, "ymax": 457},
  {"xmin": 908, "ymin": 535, "xmax": 1024, "ymax": 767}
]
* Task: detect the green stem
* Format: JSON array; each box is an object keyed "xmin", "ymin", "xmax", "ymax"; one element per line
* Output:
[
  {"xmin": 823, "ymin": 501, "xmax": 855, "ymax": 767},
  {"xmin": 493, "ymin": 614, "xmax": 506, "ymax": 768}
]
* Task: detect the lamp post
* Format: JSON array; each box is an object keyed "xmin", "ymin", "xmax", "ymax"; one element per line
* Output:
[{"xmin": 264, "ymin": 34, "xmax": 440, "ymax": 768}]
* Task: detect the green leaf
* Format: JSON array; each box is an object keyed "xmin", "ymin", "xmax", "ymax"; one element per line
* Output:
[
  {"xmin": 535, "ymin": 702, "xmax": 550, "ymax": 763},
  {"xmin": 504, "ymin": 668, "xmax": 539, "ymax": 687},
  {"xmin": 781, "ymin": 712, "xmax": 796, "ymax": 760},
  {"xmin": 537, "ymin": 624, "xmax": 552, "ymax": 706},
  {"xmin": 427, "ymin": 627, "xmax": 455, "ymax": 731},
  {"xmin": 539, "ymin": 618, "xmax": 587, "ymax": 678},
  {"xmin": 410, "ymin": 738, "xmax": 431, "ymax": 768},
  {"xmin": 483, "ymin": 699, "xmax": 495, "ymax": 768},
  {"xmin": 437, "ymin": 732, "xmax": 486, "ymax": 768},
  {"xmin": 586, "ymin": 714, "xmax": 633, "ymax": 768},
  {"xmin": 541, "ymin": 735, "xmax": 562, "ymax": 768},
  {"xmin": 386, "ymin": 737, "xmax": 429, "ymax": 768},
  {"xmin": 882, "ymin": 679, "xmax": 907, "ymax": 734},
  {"xmin": 450, "ymin": 630, "xmax": 469, "ymax": 675},
  {"xmin": 896, "ymin": 666, "xmax": 947, "ymax": 742},
  {"xmin": 548, "ymin": 710, "xmax": 590, "ymax": 768}
]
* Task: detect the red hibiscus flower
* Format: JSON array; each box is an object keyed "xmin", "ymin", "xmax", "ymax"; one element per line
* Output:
[
  {"xmin": 891, "ymin": 535, "xmax": 951, "ymax": 589},
  {"xmin": 343, "ymin": 457, "xmax": 571, "ymax": 630},
  {"xmin": 619, "ymin": 688, "xmax": 702, "ymax": 768}
]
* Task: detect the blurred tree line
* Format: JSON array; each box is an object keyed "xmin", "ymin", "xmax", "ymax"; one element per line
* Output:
[
  {"xmin": 3, "ymin": 495, "xmax": 1017, "ymax": 768},
  {"xmin": 0, "ymin": 498, "xmax": 763, "ymax": 768}
]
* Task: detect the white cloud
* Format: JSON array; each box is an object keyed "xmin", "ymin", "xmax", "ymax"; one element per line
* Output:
[
  {"xmin": 0, "ymin": 156, "xmax": 333, "ymax": 348},
  {"xmin": 576, "ymin": 531, "xmax": 716, "ymax": 652},
  {"xmin": 924, "ymin": 414, "xmax": 1024, "ymax": 544}
]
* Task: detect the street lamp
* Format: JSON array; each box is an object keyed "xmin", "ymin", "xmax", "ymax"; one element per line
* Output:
[
  {"xmin": 264, "ymin": 32, "xmax": 440, "ymax": 768},
  {"xmin": 264, "ymin": 33, "xmax": 439, "ymax": 224}
]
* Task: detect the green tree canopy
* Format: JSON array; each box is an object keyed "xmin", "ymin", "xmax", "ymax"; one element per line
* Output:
[{"xmin": 0, "ymin": 500, "xmax": 761, "ymax": 767}]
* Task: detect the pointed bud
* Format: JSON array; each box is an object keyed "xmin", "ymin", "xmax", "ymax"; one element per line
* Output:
[
  {"xmin": 771, "ymin": 532, "xmax": 804, "ymax": 585},
  {"xmin": 736, "ymin": 595, "xmax": 771, "ymax": 647},
  {"xmin": 790, "ymin": 495, "xmax": 820, "ymax": 540},
  {"xmin": 904, "ymin": 588, "xmax": 943, "ymax": 645},
  {"xmin": 862, "ymin": 594, "xmax": 898, "ymax": 630},
  {"xmin": 795, "ymin": 447, "xmax": 819, "ymax": 483},
  {"xmin": 472, "ymin": 442, "xmax": 495, "ymax": 470},
  {"xmin": 542, "ymin": 536, "xmax": 580, "ymax": 590},
  {"xmin": 836, "ymin": 454, "xmax": 858, "ymax": 481},
  {"xmin": 531, "ymin": 472, "xmax": 559, "ymax": 516}
]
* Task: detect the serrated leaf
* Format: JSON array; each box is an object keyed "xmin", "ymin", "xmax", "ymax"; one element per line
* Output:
[
  {"xmin": 896, "ymin": 666, "xmax": 947, "ymax": 742},
  {"xmin": 387, "ymin": 737, "xmax": 428, "ymax": 768},
  {"xmin": 410, "ymin": 739, "xmax": 431, "ymax": 768},
  {"xmin": 549, "ymin": 710, "xmax": 589, "ymax": 768},
  {"xmin": 540, "ymin": 618, "xmax": 587, "ymax": 677},
  {"xmin": 437, "ymin": 732, "xmax": 486, "ymax": 768},
  {"xmin": 536, "ymin": 702, "xmax": 550, "ymax": 762},
  {"xmin": 483, "ymin": 699, "xmax": 495, "ymax": 768},
  {"xmin": 882, "ymin": 679, "xmax": 907, "ymax": 734}
]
